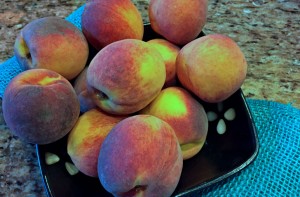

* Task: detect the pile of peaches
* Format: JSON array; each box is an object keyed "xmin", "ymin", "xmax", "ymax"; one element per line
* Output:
[{"xmin": 2, "ymin": 0, "xmax": 247, "ymax": 196}]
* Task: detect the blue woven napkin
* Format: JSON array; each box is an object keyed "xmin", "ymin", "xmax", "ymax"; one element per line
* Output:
[
  {"xmin": 0, "ymin": 5, "xmax": 299, "ymax": 196},
  {"xmin": 197, "ymin": 99, "xmax": 300, "ymax": 196}
]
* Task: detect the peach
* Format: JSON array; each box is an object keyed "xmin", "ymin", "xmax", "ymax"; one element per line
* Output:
[
  {"xmin": 2, "ymin": 69, "xmax": 80, "ymax": 144},
  {"xmin": 98, "ymin": 115, "xmax": 183, "ymax": 197},
  {"xmin": 149, "ymin": 0, "xmax": 207, "ymax": 45},
  {"xmin": 73, "ymin": 67, "xmax": 96, "ymax": 113},
  {"xmin": 147, "ymin": 39, "xmax": 180, "ymax": 87},
  {"xmin": 67, "ymin": 108, "xmax": 127, "ymax": 177},
  {"xmin": 14, "ymin": 16, "xmax": 89, "ymax": 80},
  {"xmin": 81, "ymin": 0, "xmax": 144, "ymax": 50},
  {"xmin": 140, "ymin": 87, "xmax": 208, "ymax": 160},
  {"xmin": 86, "ymin": 39, "xmax": 166, "ymax": 115},
  {"xmin": 176, "ymin": 34, "xmax": 248, "ymax": 103},
  {"xmin": 73, "ymin": 67, "xmax": 88, "ymax": 95}
]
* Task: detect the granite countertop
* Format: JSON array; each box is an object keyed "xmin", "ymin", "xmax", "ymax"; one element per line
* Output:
[{"xmin": 0, "ymin": 0, "xmax": 299, "ymax": 196}]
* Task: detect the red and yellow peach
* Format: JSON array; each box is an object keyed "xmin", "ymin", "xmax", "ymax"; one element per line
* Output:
[
  {"xmin": 67, "ymin": 108, "xmax": 127, "ymax": 177},
  {"xmin": 140, "ymin": 87, "xmax": 208, "ymax": 159},
  {"xmin": 2, "ymin": 69, "xmax": 80, "ymax": 144},
  {"xmin": 147, "ymin": 38, "xmax": 180, "ymax": 87},
  {"xmin": 86, "ymin": 39, "xmax": 166, "ymax": 115},
  {"xmin": 73, "ymin": 67, "xmax": 96, "ymax": 113},
  {"xmin": 82, "ymin": 0, "xmax": 144, "ymax": 50},
  {"xmin": 14, "ymin": 16, "xmax": 89, "ymax": 80},
  {"xmin": 149, "ymin": 0, "xmax": 208, "ymax": 45},
  {"xmin": 176, "ymin": 34, "xmax": 248, "ymax": 103},
  {"xmin": 98, "ymin": 115, "xmax": 183, "ymax": 197}
]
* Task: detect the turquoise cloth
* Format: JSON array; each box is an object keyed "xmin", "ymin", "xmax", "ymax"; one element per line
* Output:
[
  {"xmin": 0, "ymin": 5, "xmax": 299, "ymax": 197},
  {"xmin": 196, "ymin": 100, "xmax": 300, "ymax": 197}
]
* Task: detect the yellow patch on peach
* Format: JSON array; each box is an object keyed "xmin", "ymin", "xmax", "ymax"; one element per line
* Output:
[
  {"xmin": 67, "ymin": 109, "xmax": 127, "ymax": 177},
  {"xmin": 68, "ymin": 110, "xmax": 117, "ymax": 153},
  {"xmin": 17, "ymin": 69, "xmax": 63, "ymax": 86},
  {"xmin": 180, "ymin": 140, "xmax": 205, "ymax": 160},
  {"xmin": 15, "ymin": 34, "xmax": 29, "ymax": 57},
  {"xmin": 37, "ymin": 76, "xmax": 63, "ymax": 86},
  {"xmin": 120, "ymin": 7, "xmax": 144, "ymax": 37}
]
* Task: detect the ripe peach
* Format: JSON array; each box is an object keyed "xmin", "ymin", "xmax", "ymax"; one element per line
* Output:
[
  {"xmin": 73, "ymin": 67, "xmax": 96, "ymax": 113},
  {"xmin": 67, "ymin": 108, "xmax": 127, "ymax": 177},
  {"xmin": 2, "ymin": 69, "xmax": 80, "ymax": 144},
  {"xmin": 149, "ymin": 0, "xmax": 207, "ymax": 45},
  {"xmin": 147, "ymin": 39, "xmax": 180, "ymax": 87},
  {"xmin": 140, "ymin": 87, "xmax": 208, "ymax": 160},
  {"xmin": 176, "ymin": 34, "xmax": 248, "ymax": 103},
  {"xmin": 82, "ymin": 0, "xmax": 144, "ymax": 50},
  {"xmin": 98, "ymin": 115, "xmax": 183, "ymax": 197},
  {"xmin": 86, "ymin": 39, "xmax": 166, "ymax": 115},
  {"xmin": 14, "ymin": 16, "xmax": 89, "ymax": 80}
]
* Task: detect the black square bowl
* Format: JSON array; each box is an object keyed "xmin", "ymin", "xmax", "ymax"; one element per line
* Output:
[{"xmin": 36, "ymin": 24, "xmax": 259, "ymax": 197}]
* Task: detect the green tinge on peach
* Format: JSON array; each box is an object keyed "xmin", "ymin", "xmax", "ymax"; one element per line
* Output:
[
  {"xmin": 98, "ymin": 115, "xmax": 183, "ymax": 197},
  {"xmin": 2, "ymin": 69, "xmax": 80, "ymax": 144},
  {"xmin": 147, "ymin": 39, "xmax": 180, "ymax": 87},
  {"xmin": 140, "ymin": 87, "xmax": 208, "ymax": 160},
  {"xmin": 180, "ymin": 141, "xmax": 205, "ymax": 160}
]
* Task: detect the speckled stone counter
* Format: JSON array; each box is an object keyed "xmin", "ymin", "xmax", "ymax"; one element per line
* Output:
[{"xmin": 0, "ymin": 0, "xmax": 299, "ymax": 196}]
